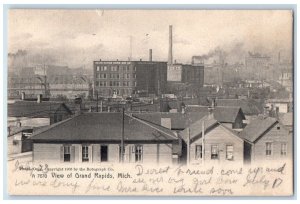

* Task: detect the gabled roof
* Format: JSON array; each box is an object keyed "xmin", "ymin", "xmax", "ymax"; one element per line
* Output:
[
  {"xmin": 8, "ymin": 126, "xmax": 32, "ymax": 137},
  {"xmin": 179, "ymin": 116, "xmax": 218, "ymax": 143},
  {"xmin": 30, "ymin": 113, "xmax": 177, "ymax": 142},
  {"xmin": 8, "ymin": 101, "xmax": 73, "ymax": 118},
  {"xmin": 185, "ymin": 106, "xmax": 246, "ymax": 123},
  {"xmin": 239, "ymin": 117, "xmax": 278, "ymax": 143},
  {"xmin": 132, "ymin": 112, "xmax": 208, "ymax": 130}
]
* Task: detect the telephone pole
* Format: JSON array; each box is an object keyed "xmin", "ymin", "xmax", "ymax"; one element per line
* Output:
[
  {"xmin": 96, "ymin": 91, "xmax": 99, "ymax": 112},
  {"xmin": 121, "ymin": 107, "xmax": 125, "ymax": 162}
]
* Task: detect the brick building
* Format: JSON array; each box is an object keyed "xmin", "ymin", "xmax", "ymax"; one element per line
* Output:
[{"xmin": 93, "ymin": 60, "xmax": 167, "ymax": 97}]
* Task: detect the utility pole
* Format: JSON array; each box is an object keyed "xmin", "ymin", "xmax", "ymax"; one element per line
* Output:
[
  {"xmin": 201, "ymin": 120, "xmax": 205, "ymax": 165},
  {"xmin": 121, "ymin": 107, "xmax": 125, "ymax": 163},
  {"xmin": 96, "ymin": 91, "xmax": 99, "ymax": 112},
  {"xmin": 187, "ymin": 127, "xmax": 190, "ymax": 165}
]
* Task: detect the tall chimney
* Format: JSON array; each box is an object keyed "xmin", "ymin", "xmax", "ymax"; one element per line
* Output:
[
  {"xmin": 149, "ymin": 49, "xmax": 152, "ymax": 61},
  {"xmin": 168, "ymin": 25, "xmax": 173, "ymax": 65}
]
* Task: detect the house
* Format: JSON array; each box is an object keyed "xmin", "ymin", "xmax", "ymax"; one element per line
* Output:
[
  {"xmin": 30, "ymin": 113, "xmax": 180, "ymax": 164},
  {"xmin": 278, "ymin": 112, "xmax": 293, "ymax": 132},
  {"xmin": 8, "ymin": 101, "xmax": 73, "ymax": 127},
  {"xmin": 8, "ymin": 126, "xmax": 33, "ymax": 155},
  {"xmin": 179, "ymin": 115, "xmax": 244, "ymax": 165},
  {"xmin": 185, "ymin": 106, "xmax": 246, "ymax": 130},
  {"xmin": 239, "ymin": 117, "xmax": 292, "ymax": 163},
  {"xmin": 215, "ymin": 99, "xmax": 264, "ymax": 116},
  {"xmin": 132, "ymin": 112, "xmax": 207, "ymax": 131},
  {"xmin": 265, "ymin": 98, "xmax": 293, "ymax": 113}
]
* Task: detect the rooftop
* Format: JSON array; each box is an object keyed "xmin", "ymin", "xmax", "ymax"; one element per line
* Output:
[
  {"xmin": 8, "ymin": 101, "xmax": 73, "ymax": 118},
  {"xmin": 30, "ymin": 113, "xmax": 177, "ymax": 143},
  {"xmin": 239, "ymin": 117, "xmax": 278, "ymax": 143},
  {"xmin": 185, "ymin": 106, "xmax": 246, "ymax": 123}
]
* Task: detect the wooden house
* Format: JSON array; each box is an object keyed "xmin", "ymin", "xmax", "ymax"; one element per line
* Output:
[
  {"xmin": 30, "ymin": 113, "xmax": 180, "ymax": 164},
  {"xmin": 180, "ymin": 115, "xmax": 244, "ymax": 165},
  {"xmin": 239, "ymin": 117, "xmax": 292, "ymax": 163}
]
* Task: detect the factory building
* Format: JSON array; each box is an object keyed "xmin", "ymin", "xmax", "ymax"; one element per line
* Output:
[
  {"xmin": 166, "ymin": 25, "xmax": 204, "ymax": 87},
  {"xmin": 93, "ymin": 55, "xmax": 167, "ymax": 97}
]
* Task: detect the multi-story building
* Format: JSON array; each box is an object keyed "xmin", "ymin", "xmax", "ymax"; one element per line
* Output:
[
  {"xmin": 167, "ymin": 63, "xmax": 204, "ymax": 86},
  {"xmin": 93, "ymin": 60, "xmax": 167, "ymax": 97}
]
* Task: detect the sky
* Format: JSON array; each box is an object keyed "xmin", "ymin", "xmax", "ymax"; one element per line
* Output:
[{"xmin": 8, "ymin": 9, "xmax": 293, "ymax": 68}]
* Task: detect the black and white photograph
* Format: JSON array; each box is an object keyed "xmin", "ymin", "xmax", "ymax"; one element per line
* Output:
[{"xmin": 5, "ymin": 8, "xmax": 294, "ymax": 196}]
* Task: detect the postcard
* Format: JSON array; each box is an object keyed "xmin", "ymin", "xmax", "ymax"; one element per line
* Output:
[{"xmin": 7, "ymin": 9, "xmax": 294, "ymax": 196}]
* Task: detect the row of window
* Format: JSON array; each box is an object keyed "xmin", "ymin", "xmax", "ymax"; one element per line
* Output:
[
  {"xmin": 96, "ymin": 65, "xmax": 136, "ymax": 72},
  {"xmin": 194, "ymin": 142, "xmax": 288, "ymax": 161},
  {"xmin": 266, "ymin": 142, "xmax": 287, "ymax": 156},
  {"xmin": 96, "ymin": 73, "xmax": 136, "ymax": 79},
  {"xmin": 63, "ymin": 145, "xmax": 143, "ymax": 163},
  {"xmin": 195, "ymin": 145, "xmax": 234, "ymax": 161},
  {"xmin": 95, "ymin": 81, "xmax": 136, "ymax": 87}
]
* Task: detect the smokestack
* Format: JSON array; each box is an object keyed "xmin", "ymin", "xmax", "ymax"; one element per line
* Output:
[
  {"xmin": 168, "ymin": 25, "xmax": 173, "ymax": 65},
  {"xmin": 149, "ymin": 49, "xmax": 152, "ymax": 61}
]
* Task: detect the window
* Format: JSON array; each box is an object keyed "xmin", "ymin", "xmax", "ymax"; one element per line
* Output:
[
  {"xmin": 135, "ymin": 145, "xmax": 143, "ymax": 162},
  {"xmin": 111, "ymin": 66, "xmax": 119, "ymax": 72},
  {"xmin": 266, "ymin": 142, "xmax": 272, "ymax": 156},
  {"xmin": 54, "ymin": 114, "xmax": 58, "ymax": 123},
  {"xmin": 96, "ymin": 66, "xmax": 100, "ymax": 71},
  {"xmin": 195, "ymin": 145, "xmax": 202, "ymax": 160},
  {"xmin": 281, "ymin": 143, "xmax": 287, "ymax": 156},
  {"xmin": 82, "ymin": 145, "xmax": 89, "ymax": 162},
  {"xmin": 100, "ymin": 81, "xmax": 106, "ymax": 87},
  {"xmin": 226, "ymin": 145, "xmax": 234, "ymax": 160},
  {"xmin": 211, "ymin": 145, "xmax": 219, "ymax": 160},
  {"xmin": 277, "ymin": 126, "xmax": 280, "ymax": 130},
  {"xmin": 57, "ymin": 114, "xmax": 63, "ymax": 122},
  {"xmin": 101, "ymin": 145, "xmax": 108, "ymax": 162},
  {"xmin": 64, "ymin": 146, "xmax": 71, "ymax": 162},
  {"xmin": 133, "ymin": 74, "xmax": 136, "ymax": 79},
  {"xmin": 100, "ymin": 66, "xmax": 107, "ymax": 71},
  {"xmin": 100, "ymin": 74, "xmax": 106, "ymax": 79}
]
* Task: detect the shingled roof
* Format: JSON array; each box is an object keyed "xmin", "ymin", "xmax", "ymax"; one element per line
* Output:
[
  {"xmin": 185, "ymin": 106, "xmax": 245, "ymax": 123},
  {"xmin": 179, "ymin": 116, "xmax": 218, "ymax": 143},
  {"xmin": 179, "ymin": 115, "xmax": 241, "ymax": 143},
  {"xmin": 30, "ymin": 113, "xmax": 177, "ymax": 143},
  {"xmin": 132, "ymin": 112, "xmax": 208, "ymax": 130},
  {"xmin": 215, "ymin": 99, "xmax": 264, "ymax": 115},
  {"xmin": 239, "ymin": 117, "xmax": 278, "ymax": 143},
  {"xmin": 8, "ymin": 101, "xmax": 73, "ymax": 118}
]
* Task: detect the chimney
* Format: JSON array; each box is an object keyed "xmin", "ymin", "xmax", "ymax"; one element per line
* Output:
[
  {"xmin": 15, "ymin": 120, "xmax": 21, "ymax": 127},
  {"xmin": 263, "ymin": 106, "xmax": 270, "ymax": 118},
  {"xmin": 37, "ymin": 94, "xmax": 42, "ymax": 103},
  {"xmin": 149, "ymin": 49, "xmax": 152, "ymax": 61},
  {"xmin": 21, "ymin": 92, "xmax": 25, "ymax": 100},
  {"xmin": 208, "ymin": 99, "xmax": 215, "ymax": 119},
  {"xmin": 168, "ymin": 25, "xmax": 173, "ymax": 65}
]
